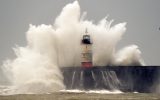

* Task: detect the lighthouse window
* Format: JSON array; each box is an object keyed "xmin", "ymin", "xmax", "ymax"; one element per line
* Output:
[
  {"xmin": 82, "ymin": 35, "xmax": 91, "ymax": 44},
  {"xmin": 84, "ymin": 36, "xmax": 89, "ymax": 39}
]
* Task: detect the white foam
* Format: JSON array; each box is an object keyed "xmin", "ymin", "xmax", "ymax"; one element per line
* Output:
[{"xmin": 60, "ymin": 89, "xmax": 123, "ymax": 94}]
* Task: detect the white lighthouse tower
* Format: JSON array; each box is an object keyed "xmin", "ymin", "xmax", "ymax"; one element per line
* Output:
[{"xmin": 81, "ymin": 29, "xmax": 93, "ymax": 68}]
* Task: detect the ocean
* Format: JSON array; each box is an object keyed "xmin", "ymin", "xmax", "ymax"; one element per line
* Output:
[{"xmin": 0, "ymin": 92, "xmax": 160, "ymax": 100}]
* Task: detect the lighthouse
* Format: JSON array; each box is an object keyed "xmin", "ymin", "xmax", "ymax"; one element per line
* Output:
[{"xmin": 81, "ymin": 29, "xmax": 93, "ymax": 68}]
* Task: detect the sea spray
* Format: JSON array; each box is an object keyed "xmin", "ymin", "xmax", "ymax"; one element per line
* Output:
[
  {"xmin": 2, "ymin": 25, "xmax": 65, "ymax": 94},
  {"xmin": 113, "ymin": 45, "xmax": 145, "ymax": 66},
  {"xmin": 0, "ymin": 1, "xmax": 144, "ymax": 94}
]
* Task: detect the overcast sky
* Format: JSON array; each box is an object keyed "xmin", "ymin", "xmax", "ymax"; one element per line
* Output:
[{"xmin": 0, "ymin": 0, "xmax": 160, "ymax": 65}]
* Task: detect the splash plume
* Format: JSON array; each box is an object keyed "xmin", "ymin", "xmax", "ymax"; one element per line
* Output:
[{"xmin": 1, "ymin": 1, "xmax": 144, "ymax": 94}]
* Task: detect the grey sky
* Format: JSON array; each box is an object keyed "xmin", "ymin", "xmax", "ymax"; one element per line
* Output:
[{"xmin": 0, "ymin": 0, "xmax": 160, "ymax": 65}]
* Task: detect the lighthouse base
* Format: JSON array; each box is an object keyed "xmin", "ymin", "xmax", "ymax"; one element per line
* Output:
[{"xmin": 61, "ymin": 66, "xmax": 160, "ymax": 93}]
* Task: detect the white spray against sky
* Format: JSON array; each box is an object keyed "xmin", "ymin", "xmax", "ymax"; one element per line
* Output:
[{"xmin": 1, "ymin": 1, "xmax": 144, "ymax": 94}]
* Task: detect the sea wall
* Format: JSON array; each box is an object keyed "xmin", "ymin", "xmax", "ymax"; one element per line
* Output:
[{"xmin": 61, "ymin": 66, "xmax": 160, "ymax": 93}]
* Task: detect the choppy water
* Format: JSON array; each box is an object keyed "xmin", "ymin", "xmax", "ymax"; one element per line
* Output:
[
  {"xmin": 0, "ymin": 92, "xmax": 160, "ymax": 100},
  {"xmin": 0, "ymin": 87, "xmax": 160, "ymax": 100}
]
